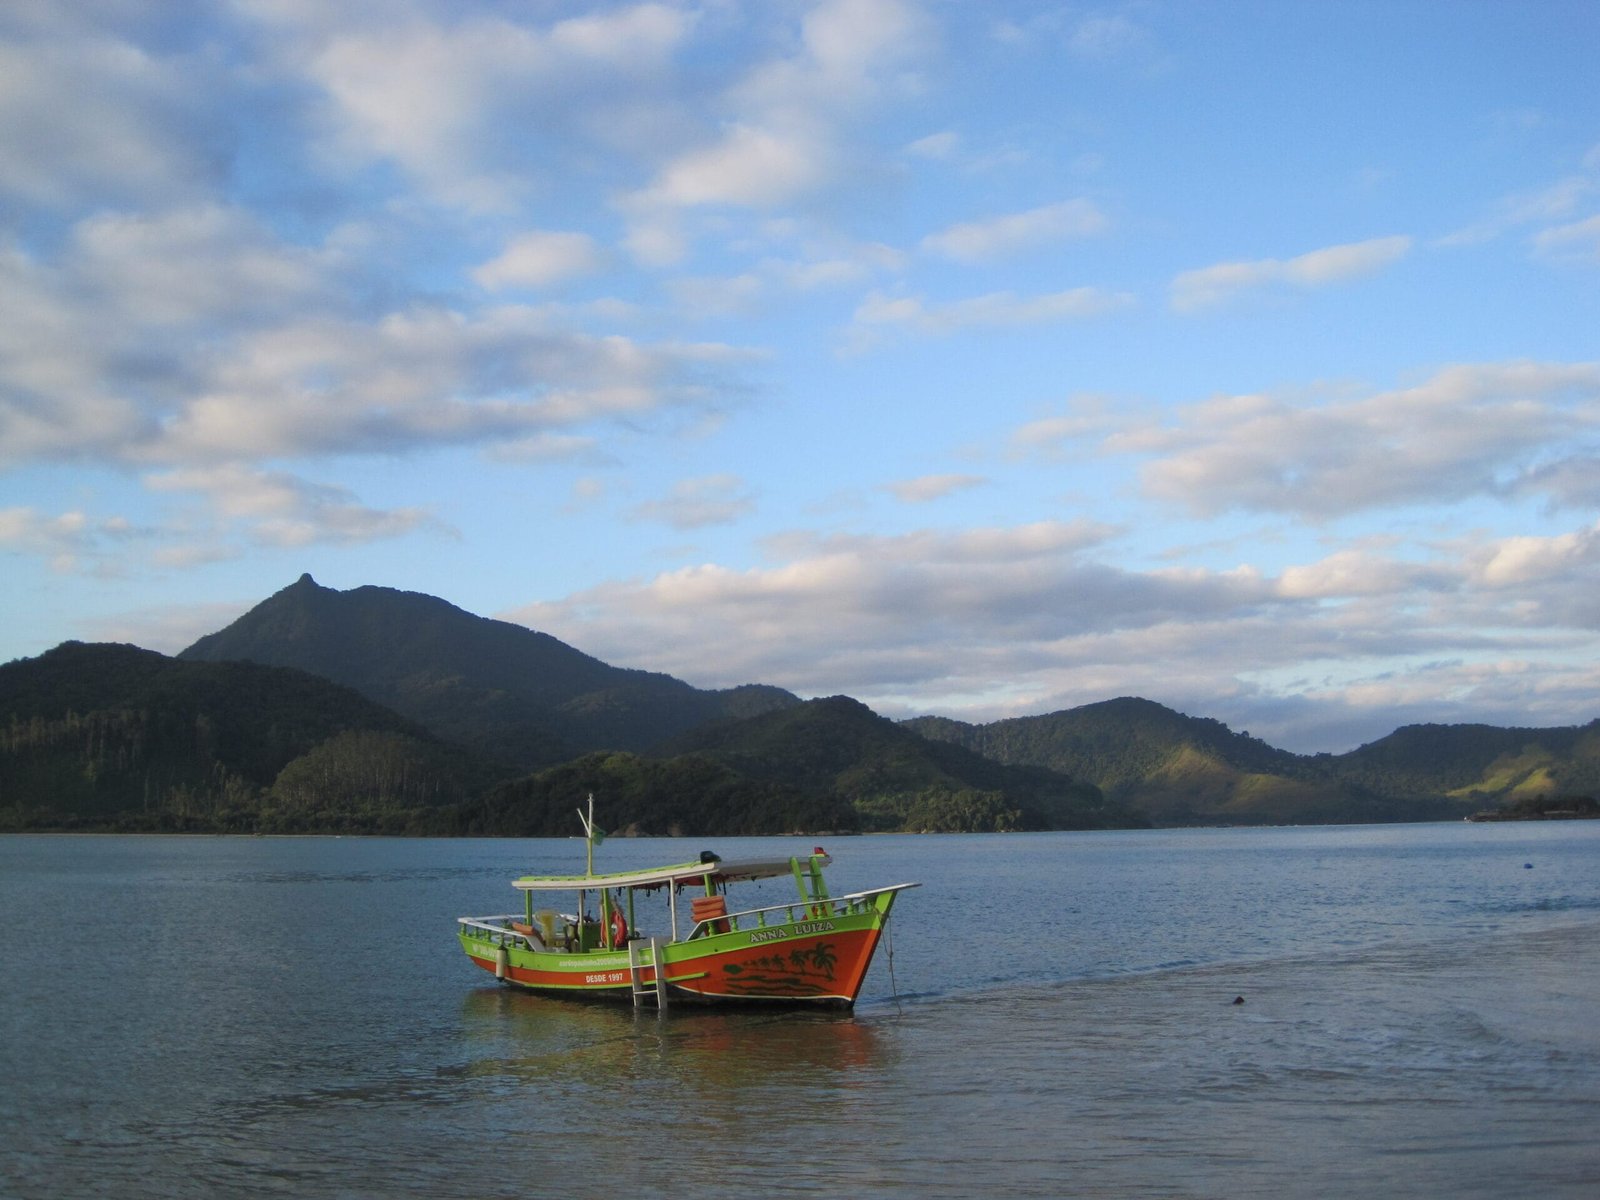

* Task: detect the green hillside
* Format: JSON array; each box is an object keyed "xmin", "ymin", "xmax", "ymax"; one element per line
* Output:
[
  {"xmin": 0, "ymin": 642, "xmax": 489, "ymax": 832},
  {"xmin": 907, "ymin": 698, "xmax": 1463, "ymax": 824},
  {"xmin": 11, "ymin": 578, "xmax": 1594, "ymax": 834},
  {"xmin": 179, "ymin": 574, "xmax": 797, "ymax": 768},
  {"xmin": 1336, "ymin": 721, "xmax": 1600, "ymax": 803},
  {"xmin": 441, "ymin": 750, "xmax": 858, "ymax": 838},
  {"xmin": 657, "ymin": 695, "xmax": 1145, "ymax": 832}
]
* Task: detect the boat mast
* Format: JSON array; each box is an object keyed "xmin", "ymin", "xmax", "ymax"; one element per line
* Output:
[{"xmin": 576, "ymin": 793, "xmax": 600, "ymax": 877}]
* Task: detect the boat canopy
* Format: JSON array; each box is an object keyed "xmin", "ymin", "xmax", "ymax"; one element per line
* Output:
[{"xmin": 512, "ymin": 853, "xmax": 828, "ymax": 893}]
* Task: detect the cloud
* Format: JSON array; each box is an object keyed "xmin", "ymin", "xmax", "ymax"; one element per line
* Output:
[
  {"xmin": 886, "ymin": 474, "xmax": 987, "ymax": 503},
  {"xmin": 990, "ymin": 7, "xmax": 1164, "ymax": 72},
  {"xmin": 0, "ymin": 506, "xmax": 142, "ymax": 573},
  {"xmin": 145, "ymin": 464, "xmax": 446, "ymax": 547},
  {"xmin": 1534, "ymin": 213, "xmax": 1600, "ymax": 265},
  {"xmin": 66, "ymin": 204, "xmax": 330, "ymax": 326},
  {"xmin": 905, "ymin": 130, "xmax": 960, "ymax": 160},
  {"xmin": 79, "ymin": 599, "xmax": 257, "ymax": 656},
  {"xmin": 621, "ymin": 0, "xmax": 925, "ymax": 233},
  {"xmin": 1124, "ymin": 361, "xmax": 1600, "ymax": 518},
  {"xmin": 629, "ymin": 473, "xmax": 756, "ymax": 529},
  {"xmin": 1469, "ymin": 522, "xmax": 1600, "ymax": 588},
  {"xmin": 636, "ymin": 123, "xmax": 834, "ymax": 210},
  {"xmin": 921, "ymin": 199, "xmax": 1109, "ymax": 261},
  {"xmin": 505, "ymin": 514, "xmax": 1600, "ymax": 752},
  {"xmin": 0, "ymin": 207, "xmax": 754, "ymax": 468},
  {"xmin": 854, "ymin": 286, "xmax": 1134, "ymax": 337},
  {"xmin": 1008, "ymin": 397, "xmax": 1129, "ymax": 458},
  {"xmin": 0, "ymin": 29, "xmax": 227, "ymax": 210},
  {"xmin": 1439, "ymin": 175, "xmax": 1595, "ymax": 248},
  {"xmin": 473, "ymin": 230, "xmax": 604, "ymax": 289},
  {"xmin": 1171, "ymin": 235, "xmax": 1412, "ymax": 311},
  {"xmin": 294, "ymin": 4, "xmax": 692, "ymax": 210}
]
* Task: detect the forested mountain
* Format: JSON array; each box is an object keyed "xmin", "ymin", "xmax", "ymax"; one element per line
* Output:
[
  {"xmin": 10, "ymin": 579, "xmax": 1594, "ymax": 835},
  {"xmin": 905, "ymin": 699, "xmax": 1600, "ymax": 824},
  {"xmin": 178, "ymin": 574, "xmax": 797, "ymax": 768},
  {"xmin": 656, "ymin": 695, "xmax": 1144, "ymax": 832},
  {"xmin": 443, "ymin": 751, "xmax": 860, "ymax": 838},
  {"xmin": 0, "ymin": 642, "xmax": 490, "ymax": 832},
  {"xmin": 1337, "ymin": 721, "xmax": 1600, "ymax": 802}
]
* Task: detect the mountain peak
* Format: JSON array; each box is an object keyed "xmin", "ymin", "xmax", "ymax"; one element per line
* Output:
[{"xmin": 177, "ymin": 578, "xmax": 798, "ymax": 766}]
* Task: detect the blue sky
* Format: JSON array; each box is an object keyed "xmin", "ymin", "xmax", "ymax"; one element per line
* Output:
[{"xmin": 2, "ymin": 1, "xmax": 1597, "ymax": 753}]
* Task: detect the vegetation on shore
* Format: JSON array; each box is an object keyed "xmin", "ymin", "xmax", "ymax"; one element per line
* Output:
[{"xmin": 5, "ymin": 576, "xmax": 1596, "ymax": 837}]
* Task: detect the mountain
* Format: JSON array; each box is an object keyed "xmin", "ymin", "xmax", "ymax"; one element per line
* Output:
[
  {"xmin": 907, "ymin": 699, "xmax": 1600, "ymax": 823},
  {"xmin": 178, "ymin": 574, "xmax": 798, "ymax": 768},
  {"xmin": 0, "ymin": 641, "xmax": 485, "ymax": 832},
  {"xmin": 907, "ymin": 698, "xmax": 1452, "ymax": 824},
  {"xmin": 654, "ymin": 695, "xmax": 1146, "ymax": 831},
  {"xmin": 1336, "ymin": 720, "xmax": 1600, "ymax": 804},
  {"xmin": 444, "ymin": 750, "xmax": 861, "ymax": 838},
  {"xmin": 19, "ymin": 577, "xmax": 1595, "ymax": 834}
]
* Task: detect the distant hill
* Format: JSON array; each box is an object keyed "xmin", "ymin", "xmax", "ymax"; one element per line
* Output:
[
  {"xmin": 179, "ymin": 574, "xmax": 798, "ymax": 768},
  {"xmin": 443, "ymin": 750, "xmax": 861, "ymax": 838},
  {"xmin": 655, "ymin": 695, "xmax": 1146, "ymax": 831},
  {"xmin": 16, "ymin": 577, "xmax": 1595, "ymax": 834},
  {"xmin": 0, "ymin": 641, "xmax": 485, "ymax": 832},
  {"xmin": 906, "ymin": 698, "xmax": 1600, "ymax": 823},
  {"xmin": 1337, "ymin": 721, "xmax": 1600, "ymax": 804},
  {"xmin": 909, "ymin": 698, "xmax": 1441, "ymax": 824}
]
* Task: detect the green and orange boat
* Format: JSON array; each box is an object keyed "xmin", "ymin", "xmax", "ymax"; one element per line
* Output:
[{"xmin": 457, "ymin": 802, "xmax": 918, "ymax": 1009}]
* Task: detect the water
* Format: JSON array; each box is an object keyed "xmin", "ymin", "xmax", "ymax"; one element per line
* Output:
[{"xmin": 2, "ymin": 824, "xmax": 1597, "ymax": 1198}]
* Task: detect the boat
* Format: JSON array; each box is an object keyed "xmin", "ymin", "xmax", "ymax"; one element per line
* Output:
[{"xmin": 457, "ymin": 799, "xmax": 918, "ymax": 1009}]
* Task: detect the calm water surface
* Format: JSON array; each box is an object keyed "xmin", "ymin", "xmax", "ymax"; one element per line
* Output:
[{"xmin": 2, "ymin": 824, "xmax": 1597, "ymax": 1198}]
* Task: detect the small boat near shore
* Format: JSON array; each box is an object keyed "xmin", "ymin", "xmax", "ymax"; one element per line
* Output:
[{"xmin": 457, "ymin": 799, "xmax": 918, "ymax": 1009}]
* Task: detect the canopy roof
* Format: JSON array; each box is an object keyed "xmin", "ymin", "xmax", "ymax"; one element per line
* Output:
[{"xmin": 512, "ymin": 854, "xmax": 828, "ymax": 893}]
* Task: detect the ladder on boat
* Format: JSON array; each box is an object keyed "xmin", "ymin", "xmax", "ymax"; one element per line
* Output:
[{"xmin": 628, "ymin": 936, "xmax": 669, "ymax": 1010}]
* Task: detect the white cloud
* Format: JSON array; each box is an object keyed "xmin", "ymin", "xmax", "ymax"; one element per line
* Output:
[
  {"xmin": 146, "ymin": 464, "xmax": 445, "ymax": 547},
  {"xmin": 1276, "ymin": 549, "xmax": 1443, "ymax": 600},
  {"xmin": 1470, "ymin": 523, "xmax": 1600, "ymax": 588},
  {"xmin": 473, "ymin": 230, "xmax": 604, "ymax": 290},
  {"xmin": 1171, "ymin": 235, "xmax": 1412, "ymax": 311},
  {"xmin": 79, "ymin": 599, "xmax": 255, "ymax": 655},
  {"xmin": 1534, "ymin": 213, "xmax": 1600, "ymax": 264},
  {"xmin": 0, "ymin": 209, "xmax": 753, "ymax": 466},
  {"xmin": 905, "ymin": 130, "xmax": 959, "ymax": 160},
  {"xmin": 621, "ymin": 0, "xmax": 925, "ymax": 239},
  {"xmin": 921, "ymin": 199, "xmax": 1108, "ymax": 261},
  {"xmin": 1439, "ymin": 176, "xmax": 1594, "ymax": 247},
  {"xmin": 886, "ymin": 474, "xmax": 987, "ymax": 503},
  {"xmin": 638, "ymin": 123, "xmax": 833, "ymax": 210},
  {"xmin": 68, "ymin": 204, "xmax": 329, "ymax": 325},
  {"xmin": 1008, "ymin": 397, "xmax": 1128, "ymax": 457},
  {"xmin": 286, "ymin": 4, "xmax": 691, "ymax": 210},
  {"xmin": 854, "ymin": 286, "xmax": 1133, "ymax": 336},
  {"xmin": 629, "ymin": 474, "xmax": 756, "ymax": 530},
  {"xmin": 1127, "ymin": 361, "xmax": 1600, "ymax": 517},
  {"xmin": 0, "ymin": 32, "xmax": 224, "ymax": 209},
  {"xmin": 504, "ymin": 514, "xmax": 1600, "ymax": 752},
  {"xmin": 0, "ymin": 506, "xmax": 141, "ymax": 573}
]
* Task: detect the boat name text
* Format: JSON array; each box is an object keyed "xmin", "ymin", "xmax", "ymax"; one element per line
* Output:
[{"xmin": 749, "ymin": 921, "xmax": 835, "ymax": 944}]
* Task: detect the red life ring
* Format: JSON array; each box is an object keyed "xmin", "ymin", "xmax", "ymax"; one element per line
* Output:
[{"xmin": 609, "ymin": 906, "xmax": 628, "ymax": 949}]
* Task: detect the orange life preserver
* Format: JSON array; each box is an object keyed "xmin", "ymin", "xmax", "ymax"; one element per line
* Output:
[{"xmin": 608, "ymin": 906, "xmax": 628, "ymax": 949}]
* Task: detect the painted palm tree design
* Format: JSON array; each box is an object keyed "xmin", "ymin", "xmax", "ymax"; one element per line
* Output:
[{"xmin": 789, "ymin": 942, "xmax": 837, "ymax": 977}]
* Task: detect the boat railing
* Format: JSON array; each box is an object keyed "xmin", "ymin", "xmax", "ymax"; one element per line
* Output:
[
  {"xmin": 686, "ymin": 883, "xmax": 915, "ymax": 939},
  {"xmin": 457, "ymin": 915, "xmax": 545, "ymax": 950}
]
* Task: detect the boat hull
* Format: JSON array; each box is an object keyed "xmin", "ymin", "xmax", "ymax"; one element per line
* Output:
[{"xmin": 461, "ymin": 893, "xmax": 902, "ymax": 1008}]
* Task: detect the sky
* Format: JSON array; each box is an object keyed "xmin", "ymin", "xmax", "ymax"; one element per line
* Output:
[{"xmin": 2, "ymin": 0, "xmax": 1598, "ymax": 754}]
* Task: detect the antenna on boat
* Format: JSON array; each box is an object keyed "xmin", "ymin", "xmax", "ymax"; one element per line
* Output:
[{"xmin": 576, "ymin": 793, "xmax": 604, "ymax": 876}]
